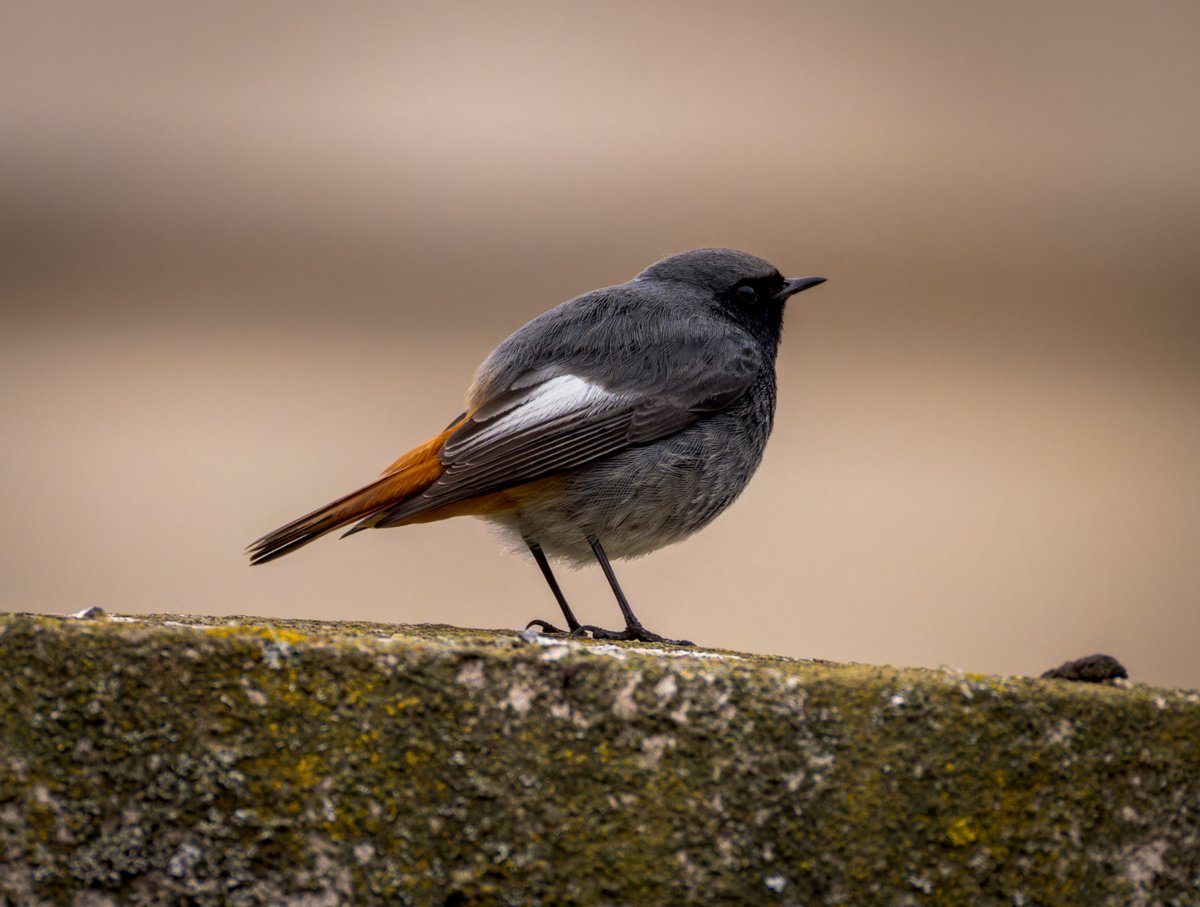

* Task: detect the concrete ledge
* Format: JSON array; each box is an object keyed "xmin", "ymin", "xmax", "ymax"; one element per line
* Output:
[{"xmin": 1, "ymin": 612, "xmax": 1197, "ymax": 905}]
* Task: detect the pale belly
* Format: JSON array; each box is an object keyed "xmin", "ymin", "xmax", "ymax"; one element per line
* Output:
[{"xmin": 482, "ymin": 387, "xmax": 775, "ymax": 565}]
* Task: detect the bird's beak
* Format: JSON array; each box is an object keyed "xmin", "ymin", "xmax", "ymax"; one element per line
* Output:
[{"xmin": 774, "ymin": 276, "xmax": 826, "ymax": 300}]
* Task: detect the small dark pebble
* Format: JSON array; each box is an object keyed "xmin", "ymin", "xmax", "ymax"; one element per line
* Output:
[{"xmin": 1041, "ymin": 653, "xmax": 1128, "ymax": 683}]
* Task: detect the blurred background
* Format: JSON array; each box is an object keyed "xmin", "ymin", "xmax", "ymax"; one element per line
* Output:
[{"xmin": 2, "ymin": 2, "xmax": 1197, "ymax": 688}]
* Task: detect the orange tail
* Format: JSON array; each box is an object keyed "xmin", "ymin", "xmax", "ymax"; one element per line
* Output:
[{"xmin": 247, "ymin": 417, "xmax": 464, "ymax": 565}]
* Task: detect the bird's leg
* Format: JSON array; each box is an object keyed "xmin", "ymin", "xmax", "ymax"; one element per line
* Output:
[
  {"xmin": 523, "ymin": 541, "xmax": 581, "ymax": 635},
  {"xmin": 572, "ymin": 537, "xmax": 695, "ymax": 646}
]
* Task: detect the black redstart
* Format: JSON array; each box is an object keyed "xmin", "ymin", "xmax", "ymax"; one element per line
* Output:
[{"xmin": 248, "ymin": 248, "xmax": 825, "ymax": 645}]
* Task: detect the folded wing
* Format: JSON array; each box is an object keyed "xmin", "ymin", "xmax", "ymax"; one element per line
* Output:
[{"xmin": 367, "ymin": 360, "xmax": 754, "ymax": 528}]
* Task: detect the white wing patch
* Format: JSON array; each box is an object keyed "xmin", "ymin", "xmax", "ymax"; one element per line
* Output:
[{"xmin": 449, "ymin": 375, "xmax": 627, "ymax": 455}]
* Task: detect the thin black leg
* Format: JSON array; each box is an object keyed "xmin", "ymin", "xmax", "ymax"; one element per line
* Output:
[
  {"xmin": 524, "ymin": 541, "xmax": 580, "ymax": 634},
  {"xmin": 571, "ymin": 537, "xmax": 695, "ymax": 646},
  {"xmin": 589, "ymin": 537, "xmax": 643, "ymax": 629}
]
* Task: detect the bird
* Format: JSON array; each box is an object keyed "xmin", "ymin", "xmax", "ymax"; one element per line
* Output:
[{"xmin": 248, "ymin": 248, "xmax": 825, "ymax": 645}]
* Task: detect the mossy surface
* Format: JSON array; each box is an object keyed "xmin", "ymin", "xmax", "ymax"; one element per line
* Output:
[{"xmin": 1, "ymin": 612, "xmax": 1197, "ymax": 906}]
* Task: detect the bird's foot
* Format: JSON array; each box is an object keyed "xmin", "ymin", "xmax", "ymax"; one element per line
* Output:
[
  {"xmin": 571, "ymin": 624, "xmax": 695, "ymax": 647},
  {"xmin": 524, "ymin": 618, "xmax": 573, "ymax": 636}
]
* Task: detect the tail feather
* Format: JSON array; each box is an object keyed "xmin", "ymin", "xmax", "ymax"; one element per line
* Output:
[{"xmin": 247, "ymin": 419, "xmax": 463, "ymax": 565}]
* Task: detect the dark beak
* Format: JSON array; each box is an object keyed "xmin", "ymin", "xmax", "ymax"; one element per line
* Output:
[{"xmin": 774, "ymin": 276, "xmax": 827, "ymax": 300}]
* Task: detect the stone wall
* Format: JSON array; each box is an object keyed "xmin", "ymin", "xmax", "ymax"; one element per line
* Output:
[{"xmin": 1, "ymin": 613, "xmax": 1197, "ymax": 905}]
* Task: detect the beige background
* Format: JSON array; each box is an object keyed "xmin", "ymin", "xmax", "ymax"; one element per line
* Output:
[{"xmin": 2, "ymin": 2, "xmax": 1197, "ymax": 688}]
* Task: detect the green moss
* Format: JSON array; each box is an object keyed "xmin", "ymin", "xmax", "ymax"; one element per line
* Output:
[{"xmin": 0, "ymin": 612, "xmax": 1197, "ymax": 905}]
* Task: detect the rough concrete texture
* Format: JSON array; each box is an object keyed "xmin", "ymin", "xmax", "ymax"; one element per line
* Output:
[{"xmin": 1, "ymin": 611, "xmax": 1197, "ymax": 906}]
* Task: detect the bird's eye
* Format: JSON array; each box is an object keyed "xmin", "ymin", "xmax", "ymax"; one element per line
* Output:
[{"xmin": 736, "ymin": 284, "xmax": 758, "ymax": 303}]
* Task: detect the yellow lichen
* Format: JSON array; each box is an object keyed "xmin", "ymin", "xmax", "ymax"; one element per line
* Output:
[{"xmin": 947, "ymin": 817, "xmax": 978, "ymax": 847}]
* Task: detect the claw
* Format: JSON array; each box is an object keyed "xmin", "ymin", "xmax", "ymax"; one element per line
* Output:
[
  {"xmin": 524, "ymin": 619, "xmax": 570, "ymax": 636},
  {"xmin": 571, "ymin": 624, "xmax": 695, "ymax": 647}
]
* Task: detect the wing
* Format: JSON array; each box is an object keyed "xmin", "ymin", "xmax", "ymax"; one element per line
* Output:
[{"xmin": 370, "ymin": 342, "xmax": 761, "ymax": 527}]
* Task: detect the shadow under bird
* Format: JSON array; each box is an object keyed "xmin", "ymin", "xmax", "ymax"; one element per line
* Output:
[{"xmin": 248, "ymin": 248, "xmax": 825, "ymax": 645}]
